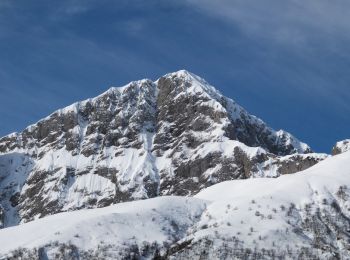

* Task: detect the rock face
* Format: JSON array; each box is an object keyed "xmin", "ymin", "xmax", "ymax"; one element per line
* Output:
[
  {"xmin": 0, "ymin": 70, "xmax": 325, "ymax": 227},
  {"xmin": 332, "ymin": 139, "xmax": 350, "ymax": 155}
]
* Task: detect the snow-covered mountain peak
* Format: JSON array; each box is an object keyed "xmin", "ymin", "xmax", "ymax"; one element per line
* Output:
[
  {"xmin": 159, "ymin": 69, "xmax": 222, "ymax": 99},
  {"xmin": 104, "ymin": 78, "xmax": 155, "ymax": 95},
  {"xmin": 0, "ymin": 71, "xmax": 323, "ymax": 229},
  {"xmin": 157, "ymin": 70, "xmax": 311, "ymax": 155},
  {"xmin": 163, "ymin": 69, "xmax": 197, "ymax": 79},
  {"xmin": 275, "ymin": 129, "xmax": 311, "ymax": 154},
  {"xmin": 332, "ymin": 139, "xmax": 350, "ymax": 155}
]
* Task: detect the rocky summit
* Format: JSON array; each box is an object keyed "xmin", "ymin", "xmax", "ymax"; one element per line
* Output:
[{"xmin": 0, "ymin": 70, "xmax": 327, "ymax": 228}]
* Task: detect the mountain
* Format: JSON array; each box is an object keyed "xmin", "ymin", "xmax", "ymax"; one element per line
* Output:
[
  {"xmin": 0, "ymin": 149, "xmax": 349, "ymax": 259},
  {"xmin": 332, "ymin": 139, "xmax": 350, "ymax": 155},
  {"xmin": 0, "ymin": 70, "xmax": 326, "ymax": 228}
]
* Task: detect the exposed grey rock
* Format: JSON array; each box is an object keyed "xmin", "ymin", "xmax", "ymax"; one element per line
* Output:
[
  {"xmin": 332, "ymin": 139, "xmax": 350, "ymax": 155},
  {"xmin": 259, "ymin": 153, "xmax": 328, "ymax": 177}
]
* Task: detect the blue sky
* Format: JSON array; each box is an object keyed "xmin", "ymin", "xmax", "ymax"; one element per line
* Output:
[{"xmin": 0, "ymin": 0, "xmax": 349, "ymax": 153}]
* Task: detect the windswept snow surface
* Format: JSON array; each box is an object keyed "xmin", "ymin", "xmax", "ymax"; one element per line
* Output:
[
  {"xmin": 0, "ymin": 151, "xmax": 349, "ymax": 258},
  {"xmin": 0, "ymin": 197, "xmax": 206, "ymax": 257}
]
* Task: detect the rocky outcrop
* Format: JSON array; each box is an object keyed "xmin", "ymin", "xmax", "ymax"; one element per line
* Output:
[
  {"xmin": 332, "ymin": 139, "xmax": 350, "ymax": 155},
  {"xmin": 0, "ymin": 70, "xmax": 323, "ymax": 227},
  {"xmin": 257, "ymin": 153, "xmax": 328, "ymax": 177}
]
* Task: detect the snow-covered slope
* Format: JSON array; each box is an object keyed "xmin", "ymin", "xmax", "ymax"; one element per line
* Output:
[
  {"xmin": 190, "ymin": 150, "xmax": 350, "ymax": 259},
  {"xmin": 0, "ymin": 196, "xmax": 206, "ymax": 259},
  {"xmin": 0, "ymin": 151, "xmax": 349, "ymax": 259},
  {"xmin": 0, "ymin": 70, "xmax": 325, "ymax": 227}
]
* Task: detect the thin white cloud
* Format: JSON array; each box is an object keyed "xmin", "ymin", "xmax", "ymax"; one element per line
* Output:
[{"xmin": 187, "ymin": 0, "xmax": 350, "ymax": 46}]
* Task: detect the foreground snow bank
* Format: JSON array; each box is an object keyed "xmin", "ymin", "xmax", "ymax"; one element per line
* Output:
[
  {"xmin": 0, "ymin": 197, "xmax": 206, "ymax": 259},
  {"xmin": 0, "ymin": 151, "xmax": 349, "ymax": 259}
]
